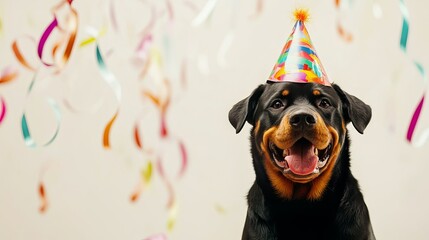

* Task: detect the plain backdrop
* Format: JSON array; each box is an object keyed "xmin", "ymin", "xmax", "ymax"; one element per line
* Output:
[{"xmin": 1, "ymin": 0, "xmax": 429, "ymax": 239}]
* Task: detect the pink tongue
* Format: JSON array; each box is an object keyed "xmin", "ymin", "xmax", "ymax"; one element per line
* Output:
[{"xmin": 285, "ymin": 141, "xmax": 318, "ymax": 176}]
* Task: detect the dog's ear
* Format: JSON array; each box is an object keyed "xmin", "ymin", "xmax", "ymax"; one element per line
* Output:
[
  {"xmin": 333, "ymin": 84, "xmax": 372, "ymax": 134},
  {"xmin": 229, "ymin": 84, "xmax": 265, "ymax": 134}
]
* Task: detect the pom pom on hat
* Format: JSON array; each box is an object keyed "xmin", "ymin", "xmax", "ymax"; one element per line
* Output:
[{"xmin": 293, "ymin": 8, "xmax": 310, "ymax": 23}]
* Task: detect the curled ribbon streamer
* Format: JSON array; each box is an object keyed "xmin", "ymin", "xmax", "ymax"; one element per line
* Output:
[
  {"xmin": 37, "ymin": 0, "xmax": 78, "ymax": 70},
  {"xmin": 334, "ymin": 0, "xmax": 354, "ymax": 42},
  {"xmin": 38, "ymin": 182, "xmax": 48, "ymax": 213},
  {"xmin": 0, "ymin": 67, "xmax": 19, "ymax": 84},
  {"xmin": 0, "ymin": 96, "xmax": 6, "ymax": 125},
  {"xmin": 22, "ymin": 97, "xmax": 62, "ymax": 148},
  {"xmin": 166, "ymin": 200, "xmax": 178, "ymax": 232},
  {"xmin": 79, "ymin": 28, "xmax": 107, "ymax": 48},
  {"xmin": 158, "ymin": 158, "xmax": 178, "ymax": 231},
  {"xmin": 0, "ymin": 65, "xmax": 18, "ymax": 126},
  {"xmin": 130, "ymin": 183, "xmax": 143, "ymax": 202},
  {"xmin": 399, "ymin": 0, "xmax": 429, "ymax": 146},
  {"xmin": 37, "ymin": 19, "xmax": 58, "ymax": 67},
  {"xmin": 337, "ymin": 22, "xmax": 353, "ymax": 42},
  {"xmin": 399, "ymin": 0, "xmax": 409, "ymax": 51},
  {"xmin": 142, "ymin": 160, "xmax": 153, "ymax": 184},
  {"xmin": 192, "ymin": 0, "xmax": 218, "ymax": 27},
  {"xmin": 177, "ymin": 140, "xmax": 188, "ymax": 178},
  {"xmin": 12, "ymin": 38, "xmax": 38, "ymax": 71},
  {"xmin": 96, "ymin": 44, "xmax": 122, "ymax": 148},
  {"xmin": 130, "ymin": 160, "xmax": 153, "ymax": 203},
  {"xmin": 134, "ymin": 124, "xmax": 143, "ymax": 148},
  {"xmin": 20, "ymin": 73, "xmax": 61, "ymax": 148},
  {"xmin": 157, "ymin": 158, "xmax": 175, "ymax": 209},
  {"xmin": 79, "ymin": 36, "xmax": 97, "ymax": 47}
]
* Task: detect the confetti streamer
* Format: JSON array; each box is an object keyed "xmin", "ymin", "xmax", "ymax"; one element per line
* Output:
[
  {"xmin": 177, "ymin": 140, "xmax": 188, "ymax": 178},
  {"xmin": 12, "ymin": 38, "xmax": 38, "ymax": 71},
  {"xmin": 130, "ymin": 184, "xmax": 142, "ymax": 202},
  {"xmin": 37, "ymin": 19, "xmax": 58, "ymax": 67},
  {"xmin": 134, "ymin": 124, "xmax": 143, "ymax": 148},
  {"xmin": 95, "ymin": 43, "xmax": 122, "ymax": 149},
  {"xmin": 399, "ymin": 0, "xmax": 409, "ymax": 51},
  {"xmin": 21, "ymin": 97, "xmax": 62, "ymax": 148},
  {"xmin": 0, "ymin": 96, "xmax": 6, "ymax": 125},
  {"xmin": 37, "ymin": 0, "xmax": 78, "ymax": 70},
  {"xmin": 13, "ymin": 0, "xmax": 77, "ymax": 72},
  {"xmin": 135, "ymin": 34, "xmax": 153, "ymax": 62},
  {"xmin": 399, "ymin": 0, "xmax": 429, "ymax": 146},
  {"xmin": 130, "ymin": 161, "xmax": 153, "ymax": 203},
  {"xmin": 337, "ymin": 22, "xmax": 353, "ymax": 42},
  {"xmin": 20, "ymin": 73, "xmax": 61, "ymax": 148},
  {"xmin": 38, "ymin": 182, "xmax": 48, "ymax": 213},
  {"xmin": 157, "ymin": 158, "xmax": 175, "ymax": 209},
  {"xmin": 142, "ymin": 160, "xmax": 153, "ymax": 184},
  {"xmin": 79, "ymin": 28, "xmax": 106, "ymax": 49},
  {"xmin": 334, "ymin": 0, "xmax": 354, "ymax": 42},
  {"xmin": 166, "ymin": 199, "xmax": 178, "ymax": 232},
  {"xmin": 192, "ymin": 0, "xmax": 218, "ymax": 27},
  {"xmin": 0, "ymin": 66, "xmax": 19, "ymax": 84},
  {"xmin": 0, "ymin": 66, "xmax": 19, "ymax": 126}
]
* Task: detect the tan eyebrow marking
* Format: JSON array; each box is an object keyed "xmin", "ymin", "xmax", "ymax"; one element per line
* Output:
[
  {"xmin": 282, "ymin": 90, "xmax": 289, "ymax": 96},
  {"xmin": 313, "ymin": 90, "xmax": 321, "ymax": 96}
]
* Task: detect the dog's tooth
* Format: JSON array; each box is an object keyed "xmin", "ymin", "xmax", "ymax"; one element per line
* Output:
[
  {"xmin": 318, "ymin": 159, "xmax": 327, "ymax": 168},
  {"xmin": 313, "ymin": 167, "xmax": 320, "ymax": 174},
  {"xmin": 314, "ymin": 148, "xmax": 318, "ymax": 155},
  {"xmin": 283, "ymin": 149, "xmax": 289, "ymax": 157}
]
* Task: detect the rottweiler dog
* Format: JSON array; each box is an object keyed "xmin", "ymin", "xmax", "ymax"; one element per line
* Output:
[{"xmin": 229, "ymin": 82, "xmax": 375, "ymax": 240}]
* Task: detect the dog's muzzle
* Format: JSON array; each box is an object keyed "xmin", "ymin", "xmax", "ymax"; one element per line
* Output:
[{"xmin": 267, "ymin": 108, "xmax": 333, "ymax": 180}]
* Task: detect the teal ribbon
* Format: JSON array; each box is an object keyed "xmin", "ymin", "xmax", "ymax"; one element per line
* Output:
[
  {"xmin": 399, "ymin": 0, "xmax": 428, "ymax": 146},
  {"xmin": 21, "ymin": 74, "xmax": 62, "ymax": 148},
  {"xmin": 399, "ymin": 0, "xmax": 409, "ymax": 51}
]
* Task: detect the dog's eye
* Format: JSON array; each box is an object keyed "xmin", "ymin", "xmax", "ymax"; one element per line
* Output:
[
  {"xmin": 270, "ymin": 100, "xmax": 284, "ymax": 109},
  {"xmin": 319, "ymin": 99, "xmax": 332, "ymax": 108}
]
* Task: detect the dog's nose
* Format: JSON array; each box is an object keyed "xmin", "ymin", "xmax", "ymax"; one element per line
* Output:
[{"xmin": 290, "ymin": 112, "xmax": 316, "ymax": 127}]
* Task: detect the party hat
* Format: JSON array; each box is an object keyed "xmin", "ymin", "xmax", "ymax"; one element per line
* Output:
[{"xmin": 267, "ymin": 9, "xmax": 331, "ymax": 86}]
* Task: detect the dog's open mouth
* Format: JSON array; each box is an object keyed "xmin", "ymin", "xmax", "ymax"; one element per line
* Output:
[{"xmin": 269, "ymin": 138, "xmax": 332, "ymax": 177}]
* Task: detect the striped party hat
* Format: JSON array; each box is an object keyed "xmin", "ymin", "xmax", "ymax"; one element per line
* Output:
[{"xmin": 267, "ymin": 9, "xmax": 331, "ymax": 86}]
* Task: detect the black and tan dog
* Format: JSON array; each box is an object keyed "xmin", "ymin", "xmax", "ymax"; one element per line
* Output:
[{"xmin": 229, "ymin": 82, "xmax": 375, "ymax": 240}]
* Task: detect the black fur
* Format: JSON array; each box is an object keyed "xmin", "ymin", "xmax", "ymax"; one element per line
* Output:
[{"xmin": 229, "ymin": 82, "xmax": 375, "ymax": 240}]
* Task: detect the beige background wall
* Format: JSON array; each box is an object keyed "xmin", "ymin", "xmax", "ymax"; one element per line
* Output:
[{"xmin": 1, "ymin": 0, "xmax": 429, "ymax": 239}]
